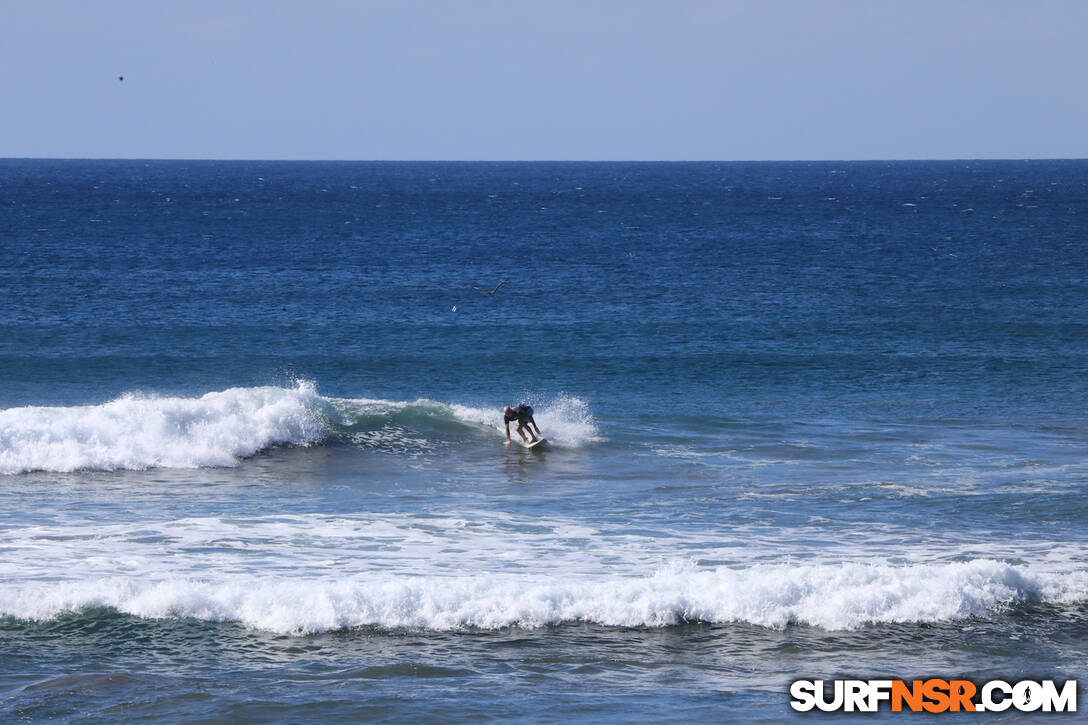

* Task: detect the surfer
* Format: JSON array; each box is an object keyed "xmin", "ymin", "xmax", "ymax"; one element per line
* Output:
[{"xmin": 503, "ymin": 404, "xmax": 541, "ymax": 444}]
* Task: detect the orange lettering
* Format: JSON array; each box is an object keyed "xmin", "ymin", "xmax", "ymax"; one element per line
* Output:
[
  {"xmin": 892, "ymin": 680, "xmax": 924, "ymax": 712},
  {"xmin": 949, "ymin": 680, "xmax": 976, "ymax": 712},
  {"xmin": 922, "ymin": 679, "xmax": 951, "ymax": 713}
]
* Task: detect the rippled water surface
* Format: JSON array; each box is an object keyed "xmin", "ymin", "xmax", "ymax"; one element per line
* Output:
[{"xmin": 1, "ymin": 160, "xmax": 1086, "ymax": 721}]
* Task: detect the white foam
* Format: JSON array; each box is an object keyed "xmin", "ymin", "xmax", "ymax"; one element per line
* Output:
[
  {"xmin": 2, "ymin": 513, "xmax": 1086, "ymax": 634},
  {"xmin": 0, "ymin": 387, "xmax": 602, "ymax": 473},
  {"xmin": 3, "ymin": 560, "xmax": 1085, "ymax": 634},
  {"xmin": 531, "ymin": 394, "xmax": 602, "ymax": 447},
  {"xmin": 446, "ymin": 394, "xmax": 601, "ymax": 447},
  {"xmin": 0, "ymin": 384, "xmax": 325, "ymax": 474}
]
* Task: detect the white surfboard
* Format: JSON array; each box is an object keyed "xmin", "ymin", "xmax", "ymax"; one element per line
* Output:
[{"xmin": 524, "ymin": 438, "xmax": 547, "ymax": 450}]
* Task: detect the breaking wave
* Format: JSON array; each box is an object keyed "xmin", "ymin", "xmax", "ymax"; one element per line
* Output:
[
  {"xmin": 3, "ymin": 560, "xmax": 1085, "ymax": 634},
  {"xmin": 0, "ymin": 384, "xmax": 600, "ymax": 474}
]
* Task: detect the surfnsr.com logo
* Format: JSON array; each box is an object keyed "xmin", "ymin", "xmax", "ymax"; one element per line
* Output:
[{"xmin": 790, "ymin": 679, "xmax": 1077, "ymax": 713}]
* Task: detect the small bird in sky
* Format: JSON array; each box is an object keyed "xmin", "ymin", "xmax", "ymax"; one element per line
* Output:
[
  {"xmin": 118, "ymin": 76, "xmax": 124, "ymax": 82},
  {"xmin": 472, "ymin": 279, "xmax": 507, "ymax": 296}
]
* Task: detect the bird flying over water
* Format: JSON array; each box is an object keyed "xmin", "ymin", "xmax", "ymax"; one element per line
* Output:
[{"xmin": 473, "ymin": 279, "xmax": 507, "ymax": 296}]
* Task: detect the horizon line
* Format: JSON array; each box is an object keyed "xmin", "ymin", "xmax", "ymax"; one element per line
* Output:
[{"xmin": 3, "ymin": 156, "xmax": 1087, "ymax": 164}]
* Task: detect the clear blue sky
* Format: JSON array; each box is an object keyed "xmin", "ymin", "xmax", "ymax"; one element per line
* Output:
[{"xmin": 2, "ymin": 0, "xmax": 1085, "ymax": 160}]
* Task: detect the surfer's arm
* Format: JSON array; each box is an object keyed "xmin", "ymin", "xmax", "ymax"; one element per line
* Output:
[{"xmin": 504, "ymin": 420, "xmax": 511, "ymax": 442}]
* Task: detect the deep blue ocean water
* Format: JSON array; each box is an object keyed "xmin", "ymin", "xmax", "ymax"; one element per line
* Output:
[{"xmin": 1, "ymin": 159, "xmax": 1087, "ymax": 722}]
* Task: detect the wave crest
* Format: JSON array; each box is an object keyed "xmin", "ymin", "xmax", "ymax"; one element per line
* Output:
[
  {"xmin": 0, "ymin": 386, "xmax": 601, "ymax": 473},
  {"xmin": 0, "ymin": 384, "xmax": 325, "ymax": 474},
  {"xmin": 3, "ymin": 560, "xmax": 1084, "ymax": 634}
]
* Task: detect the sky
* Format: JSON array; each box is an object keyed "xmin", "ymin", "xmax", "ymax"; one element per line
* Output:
[{"xmin": 1, "ymin": 0, "xmax": 1085, "ymax": 160}]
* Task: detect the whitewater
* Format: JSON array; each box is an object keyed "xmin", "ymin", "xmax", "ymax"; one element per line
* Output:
[
  {"xmin": 3, "ymin": 383, "xmax": 1086, "ymax": 646},
  {"xmin": 4, "ymin": 159, "xmax": 1087, "ymax": 722},
  {"xmin": 5, "ymin": 507, "xmax": 1087, "ymax": 634},
  {"xmin": 6, "ymin": 560, "xmax": 1087, "ymax": 635},
  {"xmin": 0, "ymin": 383, "xmax": 600, "ymax": 474}
]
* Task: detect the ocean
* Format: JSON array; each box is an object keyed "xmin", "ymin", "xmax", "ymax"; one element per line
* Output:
[{"xmin": 1, "ymin": 159, "xmax": 1086, "ymax": 722}]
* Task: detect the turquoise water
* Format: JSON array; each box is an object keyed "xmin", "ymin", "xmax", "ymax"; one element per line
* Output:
[{"xmin": 2, "ymin": 160, "xmax": 1087, "ymax": 721}]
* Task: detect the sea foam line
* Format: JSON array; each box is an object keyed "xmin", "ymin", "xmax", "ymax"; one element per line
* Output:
[{"xmin": 3, "ymin": 560, "xmax": 1085, "ymax": 634}]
